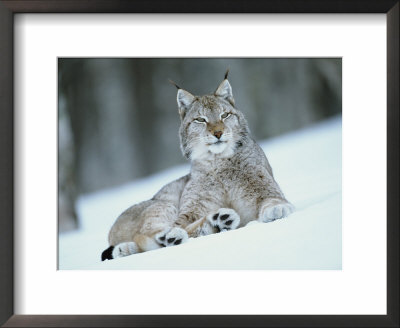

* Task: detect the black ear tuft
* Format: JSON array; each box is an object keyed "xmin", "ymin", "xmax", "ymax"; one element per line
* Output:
[
  {"xmin": 101, "ymin": 246, "xmax": 114, "ymax": 261},
  {"xmin": 224, "ymin": 69, "xmax": 229, "ymax": 80},
  {"xmin": 168, "ymin": 79, "xmax": 181, "ymax": 90}
]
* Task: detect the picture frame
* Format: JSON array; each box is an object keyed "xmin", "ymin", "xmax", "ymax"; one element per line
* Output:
[{"xmin": 0, "ymin": 0, "xmax": 398, "ymax": 327}]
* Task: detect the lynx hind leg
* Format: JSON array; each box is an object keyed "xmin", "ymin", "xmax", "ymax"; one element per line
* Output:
[
  {"xmin": 155, "ymin": 227, "xmax": 188, "ymax": 247},
  {"xmin": 259, "ymin": 199, "xmax": 294, "ymax": 223},
  {"xmin": 207, "ymin": 208, "xmax": 240, "ymax": 232},
  {"xmin": 101, "ymin": 241, "xmax": 139, "ymax": 261},
  {"xmin": 101, "ymin": 234, "xmax": 162, "ymax": 261},
  {"xmin": 112, "ymin": 241, "xmax": 139, "ymax": 259}
]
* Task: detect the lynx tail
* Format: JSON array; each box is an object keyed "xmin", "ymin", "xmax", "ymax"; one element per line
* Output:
[{"xmin": 101, "ymin": 246, "xmax": 114, "ymax": 261}]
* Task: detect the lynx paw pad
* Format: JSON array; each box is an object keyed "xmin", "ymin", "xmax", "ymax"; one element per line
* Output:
[
  {"xmin": 259, "ymin": 203, "xmax": 294, "ymax": 223},
  {"xmin": 207, "ymin": 208, "xmax": 240, "ymax": 232},
  {"xmin": 155, "ymin": 227, "xmax": 188, "ymax": 247}
]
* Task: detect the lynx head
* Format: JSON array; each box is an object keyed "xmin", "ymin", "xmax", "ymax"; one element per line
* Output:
[{"xmin": 173, "ymin": 71, "xmax": 250, "ymax": 161}]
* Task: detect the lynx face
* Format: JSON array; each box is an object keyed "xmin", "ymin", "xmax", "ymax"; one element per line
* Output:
[{"xmin": 177, "ymin": 79, "xmax": 249, "ymax": 161}]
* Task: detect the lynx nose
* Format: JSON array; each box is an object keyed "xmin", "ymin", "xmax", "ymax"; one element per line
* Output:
[{"xmin": 214, "ymin": 131, "xmax": 223, "ymax": 139}]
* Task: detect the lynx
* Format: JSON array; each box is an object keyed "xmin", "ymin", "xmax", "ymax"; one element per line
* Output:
[{"xmin": 101, "ymin": 71, "xmax": 294, "ymax": 261}]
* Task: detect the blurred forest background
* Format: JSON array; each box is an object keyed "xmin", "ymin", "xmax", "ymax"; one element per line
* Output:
[{"xmin": 58, "ymin": 58, "xmax": 341, "ymax": 232}]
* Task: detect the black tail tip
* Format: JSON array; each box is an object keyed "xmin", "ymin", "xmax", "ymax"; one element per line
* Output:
[{"xmin": 101, "ymin": 246, "xmax": 114, "ymax": 261}]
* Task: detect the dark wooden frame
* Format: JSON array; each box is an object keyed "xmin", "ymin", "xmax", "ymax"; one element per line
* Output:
[{"xmin": 0, "ymin": 1, "xmax": 398, "ymax": 327}]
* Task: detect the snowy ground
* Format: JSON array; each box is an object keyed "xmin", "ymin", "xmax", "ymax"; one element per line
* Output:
[{"xmin": 59, "ymin": 116, "xmax": 342, "ymax": 270}]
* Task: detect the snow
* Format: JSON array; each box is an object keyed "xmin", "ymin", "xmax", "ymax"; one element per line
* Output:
[{"xmin": 59, "ymin": 116, "xmax": 342, "ymax": 270}]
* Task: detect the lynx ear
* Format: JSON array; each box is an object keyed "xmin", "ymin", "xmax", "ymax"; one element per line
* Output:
[
  {"xmin": 177, "ymin": 89, "xmax": 195, "ymax": 117},
  {"xmin": 215, "ymin": 79, "xmax": 235, "ymax": 106}
]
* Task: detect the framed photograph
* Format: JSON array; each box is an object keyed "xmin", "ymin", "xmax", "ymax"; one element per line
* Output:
[{"xmin": 0, "ymin": 1, "xmax": 398, "ymax": 327}]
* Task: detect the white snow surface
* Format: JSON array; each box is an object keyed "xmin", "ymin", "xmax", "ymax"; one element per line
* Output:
[{"xmin": 59, "ymin": 116, "xmax": 342, "ymax": 270}]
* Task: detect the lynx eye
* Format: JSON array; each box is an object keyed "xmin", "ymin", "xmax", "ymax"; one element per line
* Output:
[
  {"xmin": 221, "ymin": 112, "xmax": 231, "ymax": 119},
  {"xmin": 194, "ymin": 117, "xmax": 207, "ymax": 123}
]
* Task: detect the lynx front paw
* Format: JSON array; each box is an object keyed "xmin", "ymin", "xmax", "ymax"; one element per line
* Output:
[
  {"xmin": 155, "ymin": 227, "xmax": 188, "ymax": 247},
  {"xmin": 207, "ymin": 208, "xmax": 240, "ymax": 232},
  {"xmin": 259, "ymin": 202, "xmax": 294, "ymax": 223}
]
